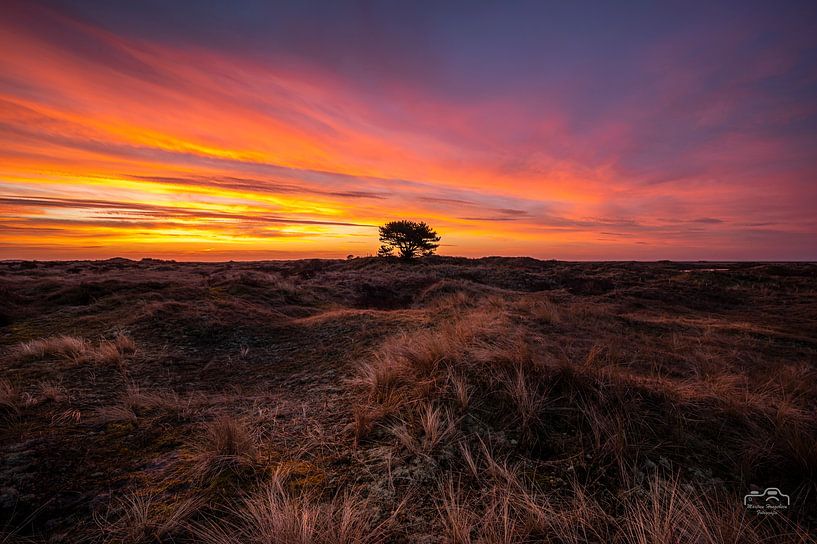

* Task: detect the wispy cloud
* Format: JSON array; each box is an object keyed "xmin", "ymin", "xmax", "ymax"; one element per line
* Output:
[{"xmin": 1, "ymin": 0, "xmax": 815, "ymax": 259}]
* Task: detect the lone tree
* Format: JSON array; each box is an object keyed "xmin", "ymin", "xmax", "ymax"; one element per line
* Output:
[{"xmin": 377, "ymin": 220, "xmax": 440, "ymax": 260}]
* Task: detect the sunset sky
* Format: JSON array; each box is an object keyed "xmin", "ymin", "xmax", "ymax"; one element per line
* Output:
[{"xmin": 1, "ymin": 1, "xmax": 816, "ymax": 260}]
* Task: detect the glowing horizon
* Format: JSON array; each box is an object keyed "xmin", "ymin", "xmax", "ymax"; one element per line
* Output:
[{"xmin": 1, "ymin": 1, "xmax": 816, "ymax": 261}]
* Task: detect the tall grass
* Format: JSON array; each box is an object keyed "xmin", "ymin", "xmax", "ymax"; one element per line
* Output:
[
  {"xmin": 351, "ymin": 297, "xmax": 817, "ymax": 540},
  {"xmin": 187, "ymin": 415, "xmax": 259, "ymax": 479},
  {"xmin": 14, "ymin": 333, "xmax": 136, "ymax": 365},
  {"xmin": 194, "ymin": 470, "xmax": 398, "ymax": 544},
  {"xmin": 94, "ymin": 492, "xmax": 200, "ymax": 543}
]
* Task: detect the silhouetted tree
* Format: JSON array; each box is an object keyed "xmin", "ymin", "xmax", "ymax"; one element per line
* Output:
[{"xmin": 377, "ymin": 220, "xmax": 440, "ymax": 260}]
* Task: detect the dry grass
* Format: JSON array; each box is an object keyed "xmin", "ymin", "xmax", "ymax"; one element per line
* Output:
[
  {"xmin": 501, "ymin": 366, "xmax": 546, "ymax": 435},
  {"xmin": 16, "ymin": 335, "xmax": 88, "ymax": 361},
  {"xmin": 448, "ymin": 373, "xmax": 471, "ymax": 411},
  {"xmin": 617, "ymin": 475, "xmax": 782, "ymax": 544},
  {"xmin": 94, "ymin": 492, "xmax": 200, "ymax": 543},
  {"xmin": 51, "ymin": 408, "xmax": 81, "ymax": 426},
  {"xmin": 353, "ymin": 356, "xmax": 410, "ymax": 406},
  {"xmin": 389, "ymin": 403, "xmax": 457, "ymax": 456},
  {"xmin": 113, "ymin": 332, "xmax": 137, "ymax": 354},
  {"xmin": 37, "ymin": 382, "xmax": 67, "ymax": 403},
  {"xmin": 93, "ymin": 333, "xmax": 136, "ymax": 365},
  {"xmin": 438, "ymin": 481, "xmax": 476, "ymax": 544},
  {"xmin": 515, "ymin": 295, "xmax": 561, "ymax": 324},
  {"xmin": 352, "ymin": 291, "xmax": 817, "ymax": 540},
  {"xmin": 187, "ymin": 415, "xmax": 259, "ymax": 479},
  {"xmin": 417, "ymin": 403, "xmax": 457, "ymax": 453},
  {"xmin": 352, "ymin": 305, "xmax": 529, "ymax": 430},
  {"xmin": 123, "ymin": 384, "xmax": 200, "ymax": 421},
  {"xmin": 210, "ymin": 269, "xmax": 299, "ymax": 297},
  {"xmin": 88, "ymin": 385, "xmax": 199, "ymax": 429},
  {"xmin": 434, "ymin": 465, "xmax": 797, "ymax": 544},
  {"xmin": 14, "ymin": 333, "xmax": 135, "ymax": 365},
  {"xmin": 1, "ymin": 259, "xmax": 815, "ymax": 541},
  {"xmin": 94, "ymin": 340, "xmax": 124, "ymax": 365},
  {"xmin": 0, "ymin": 379, "xmax": 21, "ymax": 415},
  {"xmin": 93, "ymin": 404, "xmax": 138, "ymax": 425},
  {"xmin": 194, "ymin": 470, "xmax": 397, "ymax": 544}
]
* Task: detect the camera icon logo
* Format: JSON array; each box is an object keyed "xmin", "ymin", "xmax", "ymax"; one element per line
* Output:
[{"xmin": 744, "ymin": 488, "xmax": 789, "ymax": 514}]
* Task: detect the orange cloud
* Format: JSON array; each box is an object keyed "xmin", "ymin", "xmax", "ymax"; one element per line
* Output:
[{"xmin": 1, "ymin": 1, "xmax": 815, "ymax": 260}]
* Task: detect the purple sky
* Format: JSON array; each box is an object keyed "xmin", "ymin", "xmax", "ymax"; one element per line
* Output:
[{"xmin": 1, "ymin": 0, "xmax": 815, "ymax": 259}]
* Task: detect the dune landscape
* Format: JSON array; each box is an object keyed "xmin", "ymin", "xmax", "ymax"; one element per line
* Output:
[
  {"xmin": 2, "ymin": 0, "xmax": 817, "ymax": 541},
  {"xmin": 2, "ymin": 257, "xmax": 816, "ymax": 541}
]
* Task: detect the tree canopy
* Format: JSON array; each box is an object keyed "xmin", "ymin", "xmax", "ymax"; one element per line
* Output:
[{"xmin": 377, "ymin": 220, "xmax": 440, "ymax": 260}]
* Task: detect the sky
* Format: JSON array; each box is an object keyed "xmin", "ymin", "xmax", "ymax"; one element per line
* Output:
[{"xmin": 1, "ymin": 1, "xmax": 816, "ymax": 260}]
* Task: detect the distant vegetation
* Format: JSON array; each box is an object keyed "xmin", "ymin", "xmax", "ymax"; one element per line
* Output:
[{"xmin": 377, "ymin": 220, "xmax": 440, "ymax": 260}]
